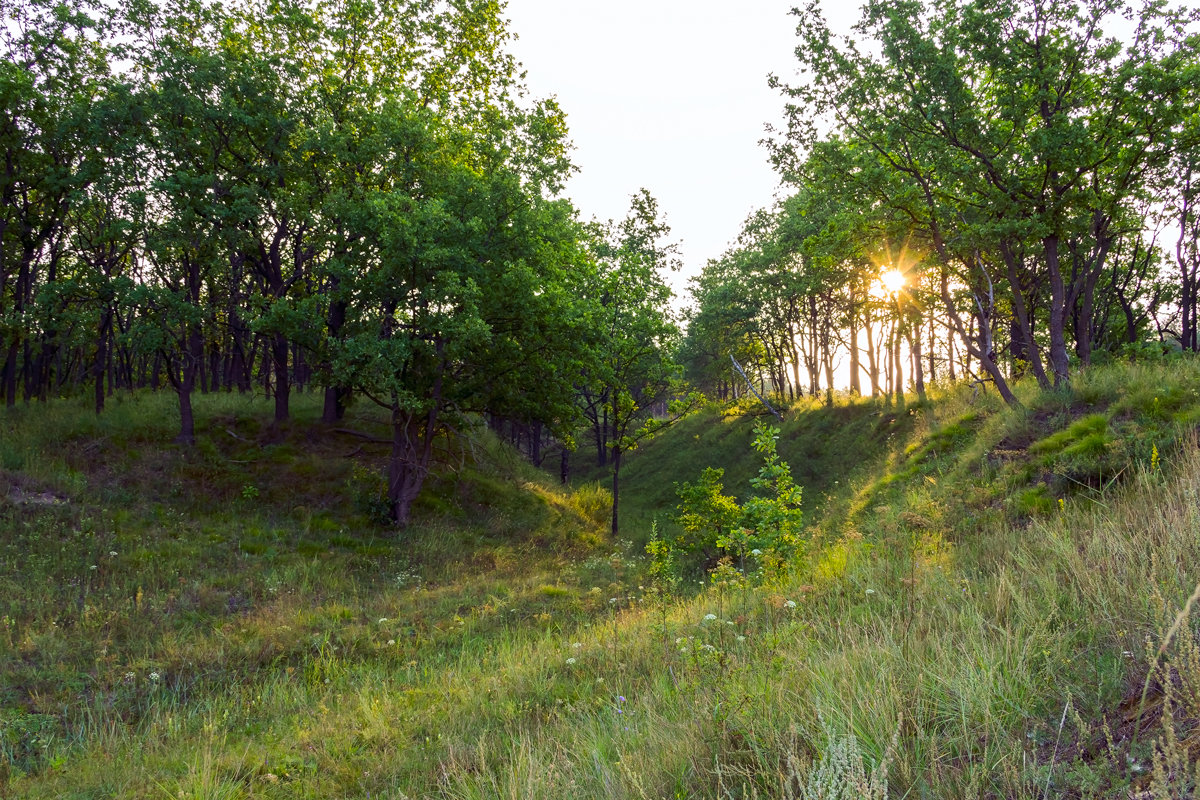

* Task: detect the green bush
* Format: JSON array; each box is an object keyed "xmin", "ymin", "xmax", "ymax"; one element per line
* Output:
[
  {"xmin": 662, "ymin": 421, "xmax": 805, "ymax": 584},
  {"xmin": 346, "ymin": 464, "xmax": 391, "ymax": 524}
]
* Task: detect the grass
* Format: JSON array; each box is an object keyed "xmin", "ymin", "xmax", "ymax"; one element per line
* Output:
[{"xmin": 4, "ymin": 360, "xmax": 1200, "ymax": 797}]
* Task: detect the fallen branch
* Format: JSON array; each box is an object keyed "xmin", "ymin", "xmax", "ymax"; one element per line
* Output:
[
  {"xmin": 333, "ymin": 428, "xmax": 389, "ymax": 444},
  {"xmin": 730, "ymin": 355, "xmax": 784, "ymax": 422}
]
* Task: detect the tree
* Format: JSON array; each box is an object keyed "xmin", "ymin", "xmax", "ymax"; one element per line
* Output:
[
  {"xmin": 581, "ymin": 190, "xmax": 700, "ymax": 537},
  {"xmin": 773, "ymin": 0, "xmax": 1199, "ymax": 397},
  {"xmin": 0, "ymin": 0, "xmax": 113, "ymax": 406}
]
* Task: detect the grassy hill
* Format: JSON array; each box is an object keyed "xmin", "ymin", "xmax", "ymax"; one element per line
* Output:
[{"xmin": 4, "ymin": 360, "xmax": 1200, "ymax": 798}]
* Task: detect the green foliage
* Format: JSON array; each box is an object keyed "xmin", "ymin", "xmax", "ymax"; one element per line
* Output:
[
  {"xmin": 664, "ymin": 420, "xmax": 806, "ymax": 582},
  {"xmin": 739, "ymin": 421, "xmax": 805, "ymax": 557},
  {"xmin": 674, "ymin": 467, "xmax": 740, "ymax": 556},
  {"xmin": 346, "ymin": 463, "xmax": 391, "ymax": 525}
]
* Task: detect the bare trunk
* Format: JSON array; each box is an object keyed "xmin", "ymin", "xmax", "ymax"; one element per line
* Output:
[
  {"xmin": 272, "ymin": 332, "xmax": 290, "ymax": 422},
  {"xmin": 610, "ymin": 446, "xmax": 621, "ymax": 538},
  {"xmin": 849, "ymin": 306, "xmax": 862, "ymax": 396},
  {"xmin": 321, "ymin": 297, "xmax": 348, "ymax": 422},
  {"xmin": 909, "ymin": 317, "xmax": 926, "ymax": 403},
  {"xmin": 1044, "ymin": 235, "xmax": 1071, "ymax": 386},
  {"xmin": 95, "ymin": 310, "xmax": 111, "ymax": 414}
]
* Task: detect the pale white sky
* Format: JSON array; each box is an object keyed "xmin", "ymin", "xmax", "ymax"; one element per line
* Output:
[{"xmin": 504, "ymin": 1, "xmax": 861, "ymax": 304}]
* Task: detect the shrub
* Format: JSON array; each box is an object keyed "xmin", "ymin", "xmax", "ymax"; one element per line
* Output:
[{"xmin": 662, "ymin": 421, "xmax": 805, "ymax": 584}]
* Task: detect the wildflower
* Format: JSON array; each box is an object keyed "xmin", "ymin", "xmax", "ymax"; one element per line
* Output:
[
  {"xmin": 377, "ymin": 618, "xmax": 388, "ymax": 624},
  {"xmin": 565, "ymin": 657, "xmax": 577, "ymax": 665},
  {"xmin": 89, "ymin": 565, "xmax": 98, "ymax": 571},
  {"xmin": 703, "ymin": 613, "xmax": 717, "ymax": 622},
  {"xmin": 387, "ymin": 639, "xmax": 395, "ymax": 646},
  {"xmin": 571, "ymin": 642, "xmax": 582, "ymax": 649},
  {"xmin": 618, "ymin": 696, "xmax": 626, "ymax": 702},
  {"xmin": 109, "ymin": 551, "xmax": 118, "ymax": 557},
  {"xmin": 736, "ymin": 635, "xmax": 746, "ymax": 642},
  {"xmin": 750, "ymin": 549, "xmax": 762, "ymax": 557},
  {"xmin": 1123, "ymin": 651, "xmax": 1134, "ymax": 658},
  {"xmin": 596, "ymin": 677, "xmax": 604, "ymax": 683},
  {"xmin": 784, "ymin": 599, "xmax": 797, "ymax": 609},
  {"xmin": 123, "ymin": 671, "xmax": 135, "ymax": 682},
  {"xmin": 149, "ymin": 672, "xmax": 161, "ymax": 682},
  {"xmin": 865, "ymin": 589, "xmax": 875, "ymax": 595},
  {"xmin": 609, "ymin": 597, "xmax": 618, "ymax": 604}
]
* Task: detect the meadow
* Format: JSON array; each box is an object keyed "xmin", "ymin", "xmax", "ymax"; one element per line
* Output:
[{"xmin": 4, "ymin": 359, "xmax": 1200, "ymax": 798}]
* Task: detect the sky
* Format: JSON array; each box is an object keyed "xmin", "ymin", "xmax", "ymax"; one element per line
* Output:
[{"xmin": 503, "ymin": 1, "xmax": 861, "ymax": 306}]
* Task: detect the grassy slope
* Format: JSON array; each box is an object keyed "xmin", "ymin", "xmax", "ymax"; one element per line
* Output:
[
  {"xmin": 4, "ymin": 361, "xmax": 1200, "ymax": 798},
  {"xmin": 574, "ymin": 394, "xmax": 922, "ymax": 545}
]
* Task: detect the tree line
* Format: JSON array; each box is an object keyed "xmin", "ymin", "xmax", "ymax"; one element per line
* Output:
[
  {"xmin": 1, "ymin": 0, "xmax": 687, "ymax": 527},
  {"xmin": 682, "ymin": 0, "xmax": 1200, "ymax": 407}
]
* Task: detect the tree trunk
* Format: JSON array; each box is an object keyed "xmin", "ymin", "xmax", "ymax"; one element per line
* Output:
[
  {"xmin": 322, "ymin": 296, "xmax": 348, "ymax": 422},
  {"xmin": 865, "ymin": 310, "xmax": 880, "ymax": 397},
  {"xmin": 849, "ymin": 306, "xmax": 861, "ymax": 396},
  {"xmin": 610, "ymin": 446, "xmax": 621, "ymax": 538},
  {"xmin": 388, "ymin": 345, "xmax": 444, "ymax": 526},
  {"xmin": 909, "ymin": 315, "xmax": 926, "ymax": 403},
  {"xmin": 95, "ymin": 310, "xmax": 111, "ymax": 414},
  {"xmin": 388, "ymin": 412, "xmax": 433, "ymax": 527},
  {"xmin": 1044, "ymin": 235, "xmax": 1071, "ymax": 386},
  {"xmin": 176, "ymin": 371, "xmax": 196, "ymax": 446},
  {"xmin": 3, "ymin": 342, "xmax": 18, "ymax": 407},
  {"xmin": 272, "ymin": 332, "xmax": 289, "ymax": 422},
  {"xmin": 892, "ymin": 320, "xmax": 903, "ymax": 405}
]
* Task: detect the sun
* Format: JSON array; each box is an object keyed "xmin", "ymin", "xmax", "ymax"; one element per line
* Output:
[{"xmin": 875, "ymin": 268, "xmax": 906, "ymax": 298}]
